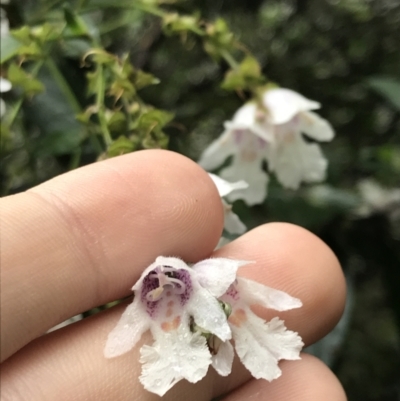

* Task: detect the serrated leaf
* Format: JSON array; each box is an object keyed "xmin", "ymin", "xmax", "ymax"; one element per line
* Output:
[{"xmin": 367, "ymin": 76, "xmax": 400, "ymax": 111}]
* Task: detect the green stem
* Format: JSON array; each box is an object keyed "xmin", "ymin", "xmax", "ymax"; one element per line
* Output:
[
  {"xmin": 95, "ymin": 64, "xmax": 112, "ymax": 146},
  {"xmin": 221, "ymin": 50, "xmax": 239, "ymax": 70}
]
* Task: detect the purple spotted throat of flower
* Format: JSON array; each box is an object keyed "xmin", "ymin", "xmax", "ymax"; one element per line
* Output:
[{"xmin": 104, "ymin": 256, "xmax": 304, "ymax": 397}]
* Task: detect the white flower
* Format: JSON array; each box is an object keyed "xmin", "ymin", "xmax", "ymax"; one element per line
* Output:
[
  {"xmin": 208, "ymin": 173, "xmax": 247, "ymax": 235},
  {"xmin": 356, "ymin": 179, "xmax": 400, "ymax": 217},
  {"xmin": 199, "ymin": 88, "xmax": 334, "ymax": 204},
  {"xmin": 211, "ymin": 277, "xmax": 304, "ymax": 379},
  {"xmin": 199, "ymin": 103, "xmax": 271, "ymax": 206},
  {"xmin": 0, "ymin": 6, "xmax": 9, "ymax": 37},
  {"xmin": 263, "ymin": 88, "xmax": 334, "ymax": 190},
  {"xmin": 0, "ymin": 8, "xmax": 11, "ymax": 118},
  {"xmin": 0, "ymin": 77, "xmax": 12, "ymax": 118},
  {"xmin": 104, "ymin": 256, "xmax": 250, "ymax": 396}
]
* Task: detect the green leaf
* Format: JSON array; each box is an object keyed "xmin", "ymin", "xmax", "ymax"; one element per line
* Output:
[
  {"xmin": 0, "ymin": 34, "xmax": 24, "ymax": 63},
  {"xmin": 63, "ymin": 5, "xmax": 90, "ymax": 37},
  {"xmin": 138, "ymin": 109, "xmax": 174, "ymax": 130},
  {"xmin": 162, "ymin": 13, "xmax": 203, "ymax": 36},
  {"xmin": 25, "ymin": 66, "xmax": 86, "ymax": 156},
  {"xmin": 366, "ymin": 76, "xmax": 400, "ymax": 111},
  {"xmin": 221, "ymin": 56, "xmax": 264, "ymax": 91},
  {"xmin": 7, "ymin": 63, "xmax": 45, "ymax": 95},
  {"xmin": 134, "ymin": 70, "xmax": 160, "ymax": 90},
  {"xmin": 106, "ymin": 135, "xmax": 135, "ymax": 157}
]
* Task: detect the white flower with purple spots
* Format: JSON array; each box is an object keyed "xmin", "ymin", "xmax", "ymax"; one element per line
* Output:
[
  {"xmin": 209, "ymin": 277, "xmax": 304, "ymax": 379},
  {"xmin": 208, "ymin": 173, "xmax": 248, "ymax": 235},
  {"xmin": 104, "ymin": 256, "xmax": 250, "ymax": 396}
]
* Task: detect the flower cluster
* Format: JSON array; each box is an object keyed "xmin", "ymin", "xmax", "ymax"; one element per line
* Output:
[
  {"xmin": 105, "ymin": 256, "xmax": 303, "ymax": 396},
  {"xmin": 199, "ymin": 88, "xmax": 335, "ymax": 206}
]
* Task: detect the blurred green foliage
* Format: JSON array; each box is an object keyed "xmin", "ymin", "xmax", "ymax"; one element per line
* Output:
[{"xmin": 1, "ymin": 0, "xmax": 399, "ymax": 400}]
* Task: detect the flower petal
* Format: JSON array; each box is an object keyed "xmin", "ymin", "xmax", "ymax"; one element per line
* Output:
[
  {"xmin": 193, "ymin": 258, "xmax": 252, "ymax": 297},
  {"xmin": 187, "ymin": 283, "xmax": 232, "ymax": 341},
  {"xmin": 263, "ymin": 88, "xmax": 320, "ymax": 125},
  {"xmin": 231, "ymin": 308, "xmax": 303, "ymax": 381},
  {"xmin": 268, "ymin": 134, "xmax": 327, "ymax": 190},
  {"xmin": 104, "ymin": 297, "xmax": 151, "ymax": 358},
  {"xmin": 0, "ymin": 77, "xmax": 11, "ymax": 93},
  {"xmin": 221, "ymin": 157, "xmax": 269, "ymax": 206},
  {"xmin": 225, "ymin": 102, "xmax": 274, "ymax": 142},
  {"xmin": 131, "ymin": 256, "xmax": 191, "ymax": 291},
  {"xmin": 140, "ymin": 324, "xmax": 211, "ymax": 396},
  {"xmin": 223, "ymin": 205, "xmax": 247, "ymax": 235},
  {"xmin": 208, "ymin": 173, "xmax": 248, "ymax": 198},
  {"xmin": 237, "ymin": 277, "xmax": 302, "ymax": 311},
  {"xmin": 299, "ymin": 111, "xmax": 335, "ymax": 142},
  {"xmin": 212, "ymin": 339, "xmax": 234, "ymax": 376},
  {"xmin": 198, "ymin": 130, "xmax": 236, "ymax": 171},
  {"xmin": 0, "ymin": 98, "xmax": 6, "ymax": 118}
]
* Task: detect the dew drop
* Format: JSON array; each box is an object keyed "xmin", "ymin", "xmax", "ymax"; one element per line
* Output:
[{"xmin": 155, "ymin": 379, "xmax": 161, "ymax": 386}]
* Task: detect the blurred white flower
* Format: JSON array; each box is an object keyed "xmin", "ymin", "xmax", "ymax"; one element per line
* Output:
[
  {"xmin": 263, "ymin": 88, "xmax": 334, "ymax": 190},
  {"xmin": 356, "ymin": 179, "xmax": 400, "ymax": 217},
  {"xmin": 208, "ymin": 173, "xmax": 247, "ymax": 235},
  {"xmin": 199, "ymin": 103, "xmax": 271, "ymax": 205},
  {"xmin": 0, "ymin": 77, "xmax": 12, "ymax": 118},
  {"xmin": 199, "ymin": 88, "xmax": 334, "ymax": 204},
  {"xmin": 0, "ymin": 6, "xmax": 9, "ymax": 37},
  {"xmin": 0, "ymin": 8, "xmax": 11, "ymax": 118},
  {"xmin": 104, "ymin": 256, "xmax": 249, "ymax": 396},
  {"xmin": 211, "ymin": 277, "xmax": 303, "ymax": 379}
]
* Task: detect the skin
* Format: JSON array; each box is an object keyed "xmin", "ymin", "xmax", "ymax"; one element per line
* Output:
[{"xmin": 0, "ymin": 150, "xmax": 347, "ymax": 401}]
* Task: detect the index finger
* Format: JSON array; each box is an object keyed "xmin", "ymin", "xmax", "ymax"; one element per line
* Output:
[{"xmin": 1, "ymin": 150, "xmax": 224, "ymax": 362}]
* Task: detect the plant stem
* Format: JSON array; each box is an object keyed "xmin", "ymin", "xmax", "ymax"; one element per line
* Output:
[
  {"xmin": 95, "ymin": 64, "xmax": 112, "ymax": 146},
  {"xmin": 221, "ymin": 50, "xmax": 239, "ymax": 70}
]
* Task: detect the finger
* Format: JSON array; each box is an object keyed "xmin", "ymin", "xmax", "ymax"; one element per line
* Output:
[
  {"xmin": 222, "ymin": 354, "xmax": 346, "ymax": 401},
  {"xmin": 214, "ymin": 223, "xmax": 346, "ymax": 345},
  {"xmin": 1, "ymin": 223, "xmax": 345, "ymax": 400},
  {"xmin": 1, "ymin": 150, "xmax": 224, "ymax": 361}
]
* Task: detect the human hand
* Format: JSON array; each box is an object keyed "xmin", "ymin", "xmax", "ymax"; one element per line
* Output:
[{"xmin": 1, "ymin": 150, "xmax": 346, "ymax": 400}]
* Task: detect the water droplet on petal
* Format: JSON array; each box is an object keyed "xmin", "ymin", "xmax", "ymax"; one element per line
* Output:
[{"xmin": 155, "ymin": 379, "xmax": 161, "ymax": 386}]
